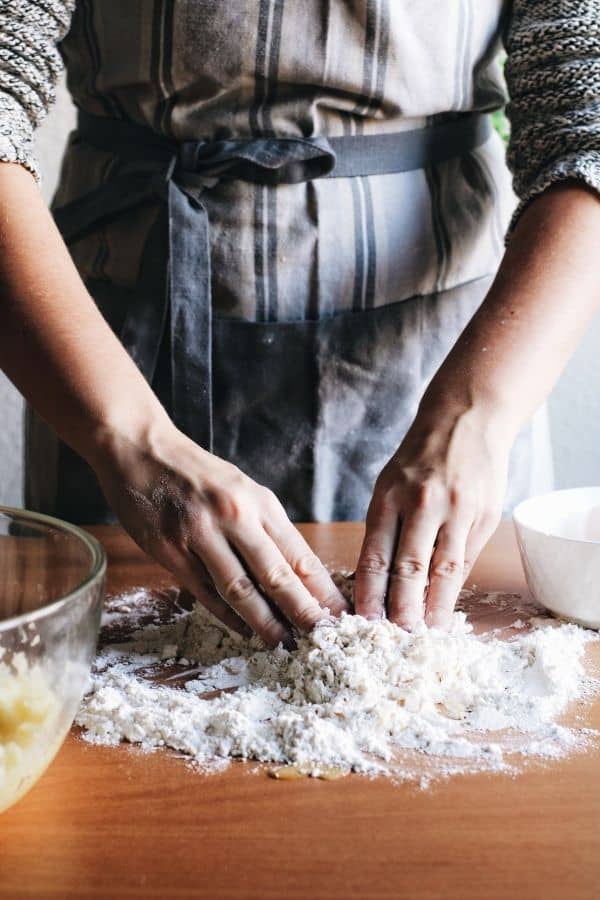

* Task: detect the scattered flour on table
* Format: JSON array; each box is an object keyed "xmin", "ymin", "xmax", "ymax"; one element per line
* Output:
[{"xmin": 76, "ymin": 580, "xmax": 600, "ymax": 784}]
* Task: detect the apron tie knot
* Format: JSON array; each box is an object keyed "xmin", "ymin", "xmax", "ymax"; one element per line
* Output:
[{"xmin": 177, "ymin": 135, "xmax": 337, "ymax": 189}]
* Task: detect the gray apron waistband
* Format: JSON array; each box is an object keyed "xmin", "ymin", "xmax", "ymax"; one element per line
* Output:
[{"xmin": 53, "ymin": 111, "xmax": 492, "ymax": 451}]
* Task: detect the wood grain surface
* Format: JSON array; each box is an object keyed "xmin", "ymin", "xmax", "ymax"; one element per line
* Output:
[{"xmin": 1, "ymin": 522, "xmax": 599, "ymax": 900}]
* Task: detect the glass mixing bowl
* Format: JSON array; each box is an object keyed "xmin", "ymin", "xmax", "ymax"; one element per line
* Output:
[{"xmin": 0, "ymin": 506, "xmax": 106, "ymax": 813}]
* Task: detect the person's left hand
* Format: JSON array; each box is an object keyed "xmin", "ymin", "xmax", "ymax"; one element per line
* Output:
[{"xmin": 353, "ymin": 402, "xmax": 511, "ymax": 630}]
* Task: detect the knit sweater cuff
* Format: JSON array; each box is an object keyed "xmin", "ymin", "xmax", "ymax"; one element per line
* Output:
[
  {"xmin": 503, "ymin": 0, "xmax": 600, "ymax": 242},
  {"xmin": 0, "ymin": 0, "xmax": 76, "ymax": 181},
  {"xmin": 506, "ymin": 149, "xmax": 600, "ymax": 240},
  {"xmin": 0, "ymin": 92, "xmax": 40, "ymax": 180}
]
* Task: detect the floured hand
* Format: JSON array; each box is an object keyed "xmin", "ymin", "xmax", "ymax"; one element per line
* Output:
[
  {"xmin": 354, "ymin": 404, "xmax": 509, "ymax": 630},
  {"xmin": 93, "ymin": 424, "xmax": 348, "ymax": 646}
]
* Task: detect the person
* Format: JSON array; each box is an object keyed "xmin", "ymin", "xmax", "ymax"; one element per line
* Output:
[{"xmin": 0, "ymin": 1, "xmax": 598, "ymax": 643}]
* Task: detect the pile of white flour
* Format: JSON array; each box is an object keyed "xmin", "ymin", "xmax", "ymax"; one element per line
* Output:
[{"xmin": 76, "ymin": 583, "xmax": 600, "ymax": 782}]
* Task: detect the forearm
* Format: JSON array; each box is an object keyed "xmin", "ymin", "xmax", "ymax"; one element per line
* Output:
[
  {"xmin": 356, "ymin": 183, "xmax": 600, "ymax": 628},
  {"xmin": 0, "ymin": 163, "xmax": 346, "ymax": 639},
  {"xmin": 0, "ymin": 164, "xmax": 170, "ymax": 463},
  {"xmin": 420, "ymin": 183, "xmax": 600, "ymax": 438}
]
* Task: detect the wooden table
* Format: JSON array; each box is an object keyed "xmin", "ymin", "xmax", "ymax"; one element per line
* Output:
[{"xmin": 1, "ymin": 523, "xmax": 599, "ymax": 900}]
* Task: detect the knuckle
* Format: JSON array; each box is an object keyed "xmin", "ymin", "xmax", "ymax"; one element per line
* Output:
[
  {"xmin": 224, "ymin": 495, "xmax": 246, "ymax": 526},
  {"xmin": 448, "ymin": 483, "xmax": 475, "ymax": 512},
  {"xmin": 356, "ymin": 549, "xmax": 390, "ymax": 577},
  {"xmin": 292, "ymin": 603, "xmax": 323, "ymax": 632},
  {"xmin": 449, "ymin": 486, "xmax": 462, "ymax": 508},
  {"xmin": 223, "ymin": 573, "xmax": 257, "ymax": 608},
  {"xmin": 202, "ymin": 469, "xmax": 253, "ymax": 525},
  {"xmin": 293, "ymin": 552, "xmax": 323, "ymax": 578},
  {"xmin": 413, "ymin": 479, "xmax": 442, "ymax": 511},
  {"xmin": 430, "ymin": 558, "xmax": 463, "ymax": 580},
  {"xmin": 202, "ymin": 486, "xmax": 244, "ymax": 524},
  {"xmin": 415, "ymin": 482, "xmax": 432, "ymax": 510},
  {"xmin": 391, "ymin": 556, "xmax": 427, "ymax": 580},
  {"xmin": 263, "ymin": 561, "xmax": 295, "ymax": 593}
]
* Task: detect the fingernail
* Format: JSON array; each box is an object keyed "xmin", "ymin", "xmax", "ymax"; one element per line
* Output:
[{"xmin": 365, "ymin": 612, "xmax": 384, "ymax": 622}]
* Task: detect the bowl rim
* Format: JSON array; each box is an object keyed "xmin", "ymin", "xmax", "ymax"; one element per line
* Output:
[
  {"xmin": 0, "ymin": 505, "xmax": 106, "ymax": 632},
  {"xmin": 513, "ymin": 486, "xmax": 600, "ymax": 546}
]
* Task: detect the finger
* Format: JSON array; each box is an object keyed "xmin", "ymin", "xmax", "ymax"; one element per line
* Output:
[
  {"xmin": 387, "ymin": 510, "xmax": 441, "ymax": 630},
  {"xmin": 462, "ymin": 512, "xmax": 499, "ymax": 585},
  {"xmin": 193, "ymin": 531, "xmax": 293, "ymax": 647},
  {"xmin": 425, "ymin": 519, "xmax": 472, "ymax": 630},
  {"xmin": 354, "ymin": 500, "xmax": 399, "ymax": 620},
  {"xmin": 154, "ymin": 547, "xmax": 251, "ymax": 638},
  {"xmin": 263, "ymin": 513, "xmax": 349, "ymax": 616},
  {"xmin": 176, "ymin": 557, "xmax": 252, "ymax": 637},
  {"xmin": 229, "ymin": 525, "xmax": 330, "ymax": 632}
]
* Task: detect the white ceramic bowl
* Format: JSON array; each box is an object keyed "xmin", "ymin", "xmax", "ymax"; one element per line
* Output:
[{"xmin": 513, "ymin": 487, "xmax": 600, "ymax": 629}]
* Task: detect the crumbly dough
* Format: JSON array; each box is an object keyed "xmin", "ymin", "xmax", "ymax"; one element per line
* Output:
[
  {"xmin": 76, "ymin": 584, "xmax": 600, "ymax": 784},
  {"xmin": 0, "ymin": 653, "xmax": 59, "ymax": 811}
]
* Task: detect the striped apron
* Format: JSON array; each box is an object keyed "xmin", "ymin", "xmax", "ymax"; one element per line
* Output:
[{"xmin": 25, "ymin": 0, "xmax": 553, "ymax": 524}]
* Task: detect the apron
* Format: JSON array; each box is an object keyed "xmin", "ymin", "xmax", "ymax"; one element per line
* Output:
[{"xmin": 25, "ymin": 1, "xmax": 553, "ymax": 524}]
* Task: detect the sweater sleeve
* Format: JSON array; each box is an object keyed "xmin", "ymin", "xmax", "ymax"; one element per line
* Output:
[
  {"xmin": 0, "ymin": 0, "xmax": 75, "ymax": 180},
  {"xmin": 504, "ymin": 0, "xmax": 600, "ymax": 236}
]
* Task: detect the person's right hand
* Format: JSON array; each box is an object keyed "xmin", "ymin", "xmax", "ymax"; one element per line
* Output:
[{"xmin": 91, "ymin": 423, "xmax": 348, "ymax": 646}]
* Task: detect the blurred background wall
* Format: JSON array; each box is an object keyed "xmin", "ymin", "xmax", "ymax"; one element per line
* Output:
[{"xmin": 1, "ymin": 79, "xmax": 599, "ymax": 509}]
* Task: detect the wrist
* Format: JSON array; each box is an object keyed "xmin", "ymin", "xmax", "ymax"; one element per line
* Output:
[
  {"xmin": 80, "ymin": 402, "xmax": 178, "ymax": 474},
  {"xmin": 415, "ymin": 382, "xmax": 517, "ymax": 454},
  {"xmin": 417, "ymin": 315, "xmax": 530, "ymax": 445}
]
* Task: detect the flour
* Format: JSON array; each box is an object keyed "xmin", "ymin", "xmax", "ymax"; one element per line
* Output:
[{"xmin": 76, "ymin": 581, "xmax": 600, "ymax": 783}]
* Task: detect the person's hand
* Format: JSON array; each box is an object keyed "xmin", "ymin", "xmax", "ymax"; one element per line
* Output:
[
  {"xmin": 353, "ymin": 403, "xmax": 510, "ymax": 630},
  {"xmin": 92, "ymin": 423, "xmax": 348, "ymax": 646}
]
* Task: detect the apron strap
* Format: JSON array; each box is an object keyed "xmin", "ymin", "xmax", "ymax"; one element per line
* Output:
[
  {"xmin": 167, "ymin": 181, "xmax": 214, "ymax": 449},
  {"xmin": 53, "ymin": 112, "xmax": 492, "ymax": 451}
]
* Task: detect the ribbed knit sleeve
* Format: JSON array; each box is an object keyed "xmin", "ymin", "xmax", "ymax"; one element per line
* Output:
[
  {"xmin": 0, "ymin": 0, "xmax": 75, "ymax": 180},
  {"xmin": 504, "ymin": 0, "xmax": 600, "ymax": 236}
]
